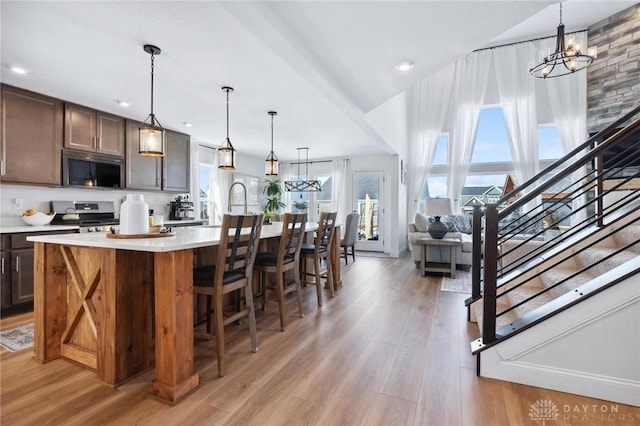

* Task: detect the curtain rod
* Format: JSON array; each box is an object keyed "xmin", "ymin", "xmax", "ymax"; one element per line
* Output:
[
  {"xmin": 289, "ymin": 159, "xmax": 333, "ymax": 165},
  {"xmin": 472, "ymin": 28, "xmax": 588, "ymax": 53}
]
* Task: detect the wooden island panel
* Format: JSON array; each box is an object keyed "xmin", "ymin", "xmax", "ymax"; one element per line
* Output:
[
  {"xmin": 151, "ymin": 249, "xmax": 199, "ymax": 403},
  {"xmin": 33, "ymin": 243, "xmax": 155, "ymax": 386}
]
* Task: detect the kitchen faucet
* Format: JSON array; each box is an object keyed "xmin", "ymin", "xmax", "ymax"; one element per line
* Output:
[{"xmin": 228, "ymin": 182, "xmax": 247, "ymax": 214}]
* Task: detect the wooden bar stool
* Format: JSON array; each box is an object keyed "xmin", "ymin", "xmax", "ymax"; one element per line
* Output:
[
  {"xmin": 253, "ymin": 213, "xmax": 307, "ymax": 331},
  {"xmin": 300, "ymin": 211, "xmax": 337, "ymax": 306},
  {"xmin": 192, "ymin": 213, "xmax": 263, "ymax": 377}
]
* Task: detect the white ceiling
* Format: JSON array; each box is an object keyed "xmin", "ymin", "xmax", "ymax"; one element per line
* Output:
[{"xmin": 1, "ymin": 1, "xmax": 634, "ymax": 162}]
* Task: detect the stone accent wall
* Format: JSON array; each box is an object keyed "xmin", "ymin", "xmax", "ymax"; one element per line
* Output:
[{"xmin": 587, "ymin": 3, "xmax": 640, "ymax": 133}]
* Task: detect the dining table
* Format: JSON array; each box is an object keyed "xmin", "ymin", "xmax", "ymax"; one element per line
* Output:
[{"xmin": 27, "ymin": 221, "xmax": 341, "ymax": 404}]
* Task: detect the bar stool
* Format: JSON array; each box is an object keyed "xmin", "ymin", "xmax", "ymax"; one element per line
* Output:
[
  {"xmin": 300, "ymin": 211, "xmax": 337, "ymax": 306},
  {"xmin": 192, "ymin": 213, "xmax": 263, "ymax": 377},
  {"xmin": 253, "ymin": 213, "xmax": 307, "ymax": 331}
]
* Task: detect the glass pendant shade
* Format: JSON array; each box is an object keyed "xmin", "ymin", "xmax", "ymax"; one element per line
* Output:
[
  {"xmin": 219, "ymin": 86, "xmax": 236, "ymax": 170},
  {"xmin": 139, "ymin": 44, "xmax": 165, "ymax": 157},
  {"xmin": 218, "ymin": 137, "xmax": 236, "ymax": 170},
  {"xmin": 265, "ymin": 111, "xmax": 279, "ymax": 177},
  {"xmin": 265, "ymin": 151, "xmax": 279, "ymax": 176},
  {"xmin": 139, "ymin": 114, "xmax": 165, "ymax": 157}
]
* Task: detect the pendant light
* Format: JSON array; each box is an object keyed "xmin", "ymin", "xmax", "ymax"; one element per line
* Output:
[
  {"xmin": 265, "ymin": 111, "xmax": 279, "ymax": 177},
  {"xmin": 218, "ymin": 86, "xmax": 236, "ymax": 170},
  {"xmin": 139, "ymin": 44, "xmax": 165, "ymax": 157}
]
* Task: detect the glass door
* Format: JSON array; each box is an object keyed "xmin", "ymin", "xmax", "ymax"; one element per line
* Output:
[{"xmin": 353, "ymin": 171, "xmax": 384, "ymax": 252}]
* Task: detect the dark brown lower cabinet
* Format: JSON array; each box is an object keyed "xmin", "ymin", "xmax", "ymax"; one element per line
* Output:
[{"xmin": 1, "ymin": 230, "xmax": 77, "ymax": 316}]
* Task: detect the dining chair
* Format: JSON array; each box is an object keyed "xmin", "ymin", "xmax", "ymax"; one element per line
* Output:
[
  {"xmin": 192, "ymin": 213, "xmax": 263, "ymax": 377},
  {"xmin": 300, "ymin": 211, "xmax": 338, "ymax": 306},
  {"xmin": 253, "ymin": 212, "xmax": 307, "ymax": 331},
  {"xmin": 340, "ymin": 212, "xmax": 360, "ymax": 265}
]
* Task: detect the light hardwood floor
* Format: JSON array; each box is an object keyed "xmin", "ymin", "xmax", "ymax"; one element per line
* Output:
[{"xmin": 1, "ymin": 253, "xmax": 639, "ymax": 425}]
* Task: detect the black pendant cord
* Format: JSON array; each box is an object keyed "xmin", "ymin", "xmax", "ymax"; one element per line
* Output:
[
  {"xmin": 150, "ymin": 52, "xmax": 155, "ymax": 117},
  {"xmin": 226, "ymin": 89, "xmax": 230, "ymax": 140},
  {"xmin": 270, "ymin": 114, "xmax": 274, "ymax": 153}
]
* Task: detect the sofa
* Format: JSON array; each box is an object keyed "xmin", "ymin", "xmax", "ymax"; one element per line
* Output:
[{"xmin": 408, "ymin": 213, "xmax": 474, "ymax": 268}]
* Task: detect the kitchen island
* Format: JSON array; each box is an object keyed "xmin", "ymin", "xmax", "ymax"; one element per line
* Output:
[{"xmin": 27, "ymin": 222, "xmax": 338, "ymax": 404}]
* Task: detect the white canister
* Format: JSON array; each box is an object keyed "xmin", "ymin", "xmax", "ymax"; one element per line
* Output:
[{"xmin": 120, "ymin": 194, "xmax": 150, "ymax": 235}]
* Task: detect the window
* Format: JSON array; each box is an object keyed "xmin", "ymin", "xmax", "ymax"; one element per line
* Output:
[
  {"xmin": 198, "ymin": 145, "xmax": 217, "ymax": 221},
  {"xmin": 426, "ymin": 176, "xmax": 447, "ymax": 199},
  {"xmin": 431, "ymin": 134, "xmax": 448, "ymax": 166},
  {"xmin": 198, "ymin": 166, "xmax": 214, "ymax": 220},
  {"xmin": 288, "ymin": 174, "xmax": 332, "ymax": 222},
  {"xmin": 538, "ymin": 126, "xmax": 564, "ymax": 160},
  {"xmin": 471, "ymin": 107, "xmax": 513, "ymax": 164}
]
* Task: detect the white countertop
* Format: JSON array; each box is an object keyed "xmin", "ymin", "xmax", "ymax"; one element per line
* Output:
[
  {"xmin": 0, "ymin": 220, "xmax": 204, "ymax": 234},
  {"xmin": 1, "ymin": 224, "xmax": 79, "ymax": 234},
  {"xmin": 27, "ymin": 222, "xmax": 318, "ymax": 253}
]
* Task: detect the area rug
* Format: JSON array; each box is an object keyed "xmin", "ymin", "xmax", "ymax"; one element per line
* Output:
[
  {"xmin": 0, "ymin": 323, "xmax": 34, "ymax": 352},
  {"xmin": 440, "ymin": 270, "xmax": 472, "ymax": 294}
]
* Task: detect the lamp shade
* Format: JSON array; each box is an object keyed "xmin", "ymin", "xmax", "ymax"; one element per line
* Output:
[
  {"xmin": 139, "ymin": 117, "xmax": 165, "ymax": 157},
  {"xmin": 265, "ymin": 152, "xmax": 279, "ymax": 176},
  {"xmin": 218, "ymin": 137, "xmax": 235, "ymax": 170}
]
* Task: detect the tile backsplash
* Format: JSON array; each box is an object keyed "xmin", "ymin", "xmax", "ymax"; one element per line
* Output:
[{"xmin": 0, "ymin": 184, "xmax": 180, "ymax": 226}]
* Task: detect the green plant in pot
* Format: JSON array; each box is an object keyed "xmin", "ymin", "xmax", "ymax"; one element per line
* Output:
[
  {"xmin": 293, "ymin": 200, "xmax": 308, "ymax": 211},
  {"xmin": 263, "ymin": 178, "xmax": 285, "ymax": 223}
]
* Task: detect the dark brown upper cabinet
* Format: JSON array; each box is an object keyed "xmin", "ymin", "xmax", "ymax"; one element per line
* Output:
[
  {"xmin": 64, "ymin": 103, "xmax": 125, "ymax": 157},
  {"xmin": 125, "ymin": 120, "xmax": 190, "ymax": 193},
  {"xmin": 0, "ymin": 85, "xmax": 63, "ymax": 186}
]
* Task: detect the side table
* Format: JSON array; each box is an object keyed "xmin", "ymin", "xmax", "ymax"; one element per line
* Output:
[{"xmin": 416, "ymin": 236, "xmax": 462, "ymax": 278}]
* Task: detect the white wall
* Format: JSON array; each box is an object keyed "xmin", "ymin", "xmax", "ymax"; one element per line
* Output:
[{"xmin": 365, "ymin": 91, "xmax": 408, "ymax": 161}]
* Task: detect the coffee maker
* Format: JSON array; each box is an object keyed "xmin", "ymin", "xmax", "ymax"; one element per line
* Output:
[{"xmin": 169, "ymin": 195, "xmax": 194, "ymax": 220}]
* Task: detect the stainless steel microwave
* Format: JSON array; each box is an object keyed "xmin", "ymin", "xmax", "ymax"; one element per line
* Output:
[{"xmin": 62, "ymin": 149, "xmax": 124, "ymax": 189}]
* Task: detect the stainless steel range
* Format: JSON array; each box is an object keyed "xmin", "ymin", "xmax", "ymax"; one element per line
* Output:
[{"xmin": 50, "ymin": 201, "xmax": 119, "ymax": 233}]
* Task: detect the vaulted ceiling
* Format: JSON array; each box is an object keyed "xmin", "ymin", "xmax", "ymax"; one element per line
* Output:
[{"xmin": 1, "ymin": 1, "xmax": 633, "ymax": 161}]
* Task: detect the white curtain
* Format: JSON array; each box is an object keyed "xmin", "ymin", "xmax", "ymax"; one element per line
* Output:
[
  {"xmin": 540, "ymin": 31, "xmax": 589, "ymax": 224},
  {"xmin": 493, "ymin": 42, "xmax": 539, "ymax": 187},
  {"xmin": 448, "ymin": 50, "xmax": 492, "ymax": 213},
  {"xmin": 407, "ymin": 62, "xmax": 456, "ymax": 222},
  {"xmin": 332, "ymin": 158, "xmax": 350, "ymax": 221},
  {"xmin": 280, "ymin": 162, "xmax": 292, "ymax": 209},
  {"xmin": 213, "ymin": 154, "xmax": 231, "ymax": 224}
]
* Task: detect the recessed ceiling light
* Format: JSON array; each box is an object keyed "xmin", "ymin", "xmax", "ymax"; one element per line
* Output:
[
  {"xmin": 10, "ymin": 66, "xmax": 29, "ymax": 75},
  {"xmin": 183, "ymin": 122, "xmax": 193, "ymax": 127},
  {"xmin": 395, "ymin": 61, "xmax": 414, "ymax": 71},
  {"xmin": 117, "ymin": 100, "xmax": 131, "ymax": 107}
]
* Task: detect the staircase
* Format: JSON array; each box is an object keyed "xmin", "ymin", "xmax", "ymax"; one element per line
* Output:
[{"xmin": 467, "ymin": 105, "xmax": 640, "ymax": 406}]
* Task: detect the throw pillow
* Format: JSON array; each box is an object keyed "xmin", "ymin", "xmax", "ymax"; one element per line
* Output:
[
  {"xmin": 414, "ymin": 212, "xmax": 429, "ymax": 232},
  {"xmin": 441, "ymin": 214, "xmax": 473, "ymax": 234}
]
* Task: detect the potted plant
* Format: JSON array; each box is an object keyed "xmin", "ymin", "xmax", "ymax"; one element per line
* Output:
[
  {"xmin": 293, "ymin": 200, "xmax": 308, "ymax": 212},
  {"xmin": 263, "ymin": 179, "xmax": 285, "ymax": 223}
]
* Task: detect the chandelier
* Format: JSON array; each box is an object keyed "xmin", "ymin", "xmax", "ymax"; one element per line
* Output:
[
  {"xmin": 528, "ymin": 2, "xmax": 597, "ymax": 79},
  {"xmin": 139, "ymin": 44, "xmax": 165, "ymax": 157},
  {"xmin": 284, "ymin": 147, "xmax": 321, "ymax": 192}
]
